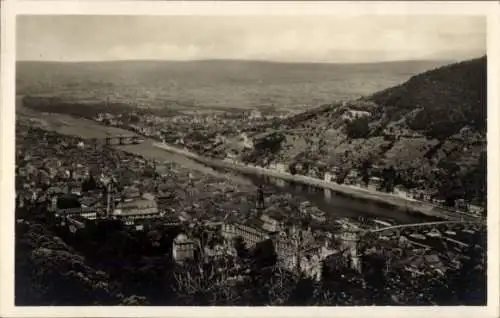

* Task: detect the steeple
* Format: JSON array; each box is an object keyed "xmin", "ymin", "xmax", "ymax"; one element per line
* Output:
[
  {"xmin": 104, "ymin": 178, "xmax": 115, "ymax": 219},
  {"xmin": 256, "ymin": 184, "xmax": 265, "ymax": 210}
]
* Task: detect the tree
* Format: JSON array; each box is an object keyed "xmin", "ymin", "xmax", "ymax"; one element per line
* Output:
[
  {"xmin": 173, "ymin": 258, "xmax": 238, "ymax": 305},
  {"xmin": 361, "ymin": 251, "xmax": 389, "ymax": 305},
  {"xmin": 233, "ymin": 236, "xmax": 249, "ymax": 260},
  {"xmin": 345, "ymin": 117, "xmax": 370, "ymax": 139},
  {"xmin": 449, "ymin": 230, "xmax": 486, "ymax": 305},
  {"xmin": 285, "ymin": 275, "xmax": 315, "ymax": 305},
  {"xmin": 251, "ymin": 239, "xmax": 277, "ymax": 269},
  {"xmin": 381, "ymin": 166, "xmax": 397, "ymax": 192},
  {"xmin": 360, "ymin": 159, "xmax": 372, "ymax": 186},
  {"xmin": 121, "ymin": 295, "xmax": 149, "ymax": 305}
]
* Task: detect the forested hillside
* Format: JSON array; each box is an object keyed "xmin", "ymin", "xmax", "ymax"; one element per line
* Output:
[
  {"xmin": 243, "ymin": 57, "xmax": 487, "ymax": 207},
  {"xmin": 368, "ymin": 56, "xmax": 486, "ymax": 139}
]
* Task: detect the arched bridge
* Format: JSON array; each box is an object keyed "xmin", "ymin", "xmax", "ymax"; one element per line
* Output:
[
  {"xmin": 369, "ymin": 220, "xmax": 484, "ymax": 233},
  {"xmin": 86, "ymin": 135, "xmax": 145, "ymax": 147}
]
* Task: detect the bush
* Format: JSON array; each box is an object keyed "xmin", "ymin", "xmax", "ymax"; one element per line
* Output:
[{"xmin": 345, "ymin": 117, "xmax": 370, "ymax": 139}]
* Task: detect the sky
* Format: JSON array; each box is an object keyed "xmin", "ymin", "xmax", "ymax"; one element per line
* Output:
[{"xmin": 17, "ymin": 15, "xmax": 486, "ymax": 63}]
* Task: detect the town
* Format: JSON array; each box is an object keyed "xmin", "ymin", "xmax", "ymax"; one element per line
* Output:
[
  {"xmin": 13, "ymin": 13, "xmax": 488, "ymax": 308},
  {"xmin": 15, "ymin": 116, "xmax": 486, "ymax": 305},
  {"xmin": 90, "ymin": 108, "xmax": 486, "ymax": 219}
]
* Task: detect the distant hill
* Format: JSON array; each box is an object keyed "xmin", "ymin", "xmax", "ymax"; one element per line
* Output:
[
  {"xmin": 242, "ymin": 56, "xmax": 487, "ymax": 206},
  {"xmin": 16, "ymin": 59, "xmax": 449, "ymax": 112}
]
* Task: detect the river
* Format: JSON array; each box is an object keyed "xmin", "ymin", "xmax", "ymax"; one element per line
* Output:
[
  {"xmin": 18, "ymin": 102, "xmax": 434, "ymax": 224},
  {"xmin": 116, "ymin": 142, "xmax": 434, "ymax": 224}
]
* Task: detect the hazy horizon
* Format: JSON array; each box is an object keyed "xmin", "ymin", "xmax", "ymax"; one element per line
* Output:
[
  {"xmin": 16, "ymin": 57, "xmax": 468, "ymax": 64},
  {"xmin": 17, "ymin": 15, "xmax": 486, "ymax": 63}
]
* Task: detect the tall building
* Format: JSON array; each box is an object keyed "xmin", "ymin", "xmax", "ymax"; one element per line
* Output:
[
  {"xmin": 339, "ymin": 226, "xmax": 362, "ymax": 273},
  {"xmin": 173, "ymin": 233, "xmax": 195, "ymax": 262},
  {"xmin": 105, "ymin": 180, "xmax": 115, "ymax": 218},
  {"xmin": 256, "ymin": 185, "xmax": 265, "ymax": 210},
  {"xmin": 221, "ymin": 222, "xmax": 271, "ymax": 249}
]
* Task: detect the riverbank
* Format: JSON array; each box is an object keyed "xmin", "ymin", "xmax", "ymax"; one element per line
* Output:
[{"xmin": 152, "ymin": 142, "xmax": 480, "ymax": 222}]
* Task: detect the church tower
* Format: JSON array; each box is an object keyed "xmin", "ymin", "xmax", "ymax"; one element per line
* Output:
[
  {"xmin": 103, "ymin": 178, "xmax": 115, "ymax": 219},
  {"xmin": 256, "ymin": 184, "xmax": 265, "ymax": 211}
]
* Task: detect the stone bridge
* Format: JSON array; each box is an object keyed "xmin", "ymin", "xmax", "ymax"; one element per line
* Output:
[{"xmin": 87, "ymin": 135, "xmax": 144, "ymax": 147}]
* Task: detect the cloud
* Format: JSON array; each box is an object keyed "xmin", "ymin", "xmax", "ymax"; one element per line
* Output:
[{"xmin": 17, "ymin": 15, "xmax": 486, "ymax": 62}]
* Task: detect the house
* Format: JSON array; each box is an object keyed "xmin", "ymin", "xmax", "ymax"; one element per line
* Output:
[
  {"xmin": 55, "ymin": 205, "xmax": 99, "ymax": 220},
  {"xmin": 260, "ymin": 214, "xmax": 283, "ymax": 233},
  {"xmin": 308, "ymin": 166, "xmax": 320, "ymax": 178},
  {"xmin": 344, "ymin": 169, "xmax": 361, "ymax": 185},
  {"xmin": 414, "ymin": 253, "xmax": 447, "ymax": 276},
  {"xmin": 468, "ymin": 204, "xmax": 484, "ymax": 216},
  {"xmin": 79, "ymin": 195, "xmax": 101, "ymax": 209},
  {"xmin": 179, "ymin": 211, "xmax": 192, "ymax": 222},
  {"xmin": 454, "ymin": 199, "xmax": 469, "ymax": 212},
  {"xmin": 369, "ymin": 164, "xmax": 384, "ymax": 176},
  {"xmin": 249, "ymin": 110, "xmax": 262, "ymax": 120},
  {"xmin": 310, "ymin": 209, "xmax": 326, "ymax": 223},
  {"xmin": 221, "ymin": 222, "xmax": 271, "ymax": 248},
  {"xmin": 224, "ymin": 150, "xmax": 239, "ymax": 164},
  {"xmin": 295, "ymin": 163, "xmax": 304, "ymax": 173},
  {"xmin": 122, "ymin": 186, "xmax": 142, "ymax": 202},
  {"xmin": 340, "ymin": 109, "xmax": 372, "ymax": 121},
  {"xmin": 275, "ymin": 163, "xmax": 287, "ymax": 173},
  {"xmin": 459, "ymin": 126, "xmax": 474, "ymax": 139},
  {"xmin": 299, "ymin": 254, "xmax": 322, "ymax": 281},
  {"xmin": 240, "ymin": 133, "xmax": 254, "ymax": 149},
  {"xmin": 204, "ymin": 244, "xmax": 229, "ymax": 259},
  {"xmin": 66, "ymin": 215, "xmax": 87, "ymax": 233},
  {"xmin": 324, "ymin": 172, "xmax": 336, "ymax": 183},
  {"xmin": 173, "ymin": 233, "xmax": 195, "ymax": 262},
  {"xmin": 393, "ymin": 184, "xmax": 409, "ymax": 199},
  {"xmin": 112, "ymin": 195, "xmax": 161, "ymax": 225},
  {"xmin": 339, "ymin": 225, "xmax": 362, "ymax": 272},
  {"xmin": 47, "ymin": 186, "xmax": 65, "ymax": 196},
  {"xmin": 367, "ymin": 176, "xmax": 383, "ymax": 192},
  {"xmin": 298, "ymin": 201, "xmax": 312, "ymax": 215},
  {"xmin": 409, "ymin": 188, "xmax": 433, "ymax": 202},
  {"xmin": 432, "ymin": 197, "xmax": 447, "ymax": 206}
]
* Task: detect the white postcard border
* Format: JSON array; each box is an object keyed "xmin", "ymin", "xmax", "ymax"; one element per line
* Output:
[{"xmin": 1, "ymin": 1, "xmax": 499, "ymax": 318}]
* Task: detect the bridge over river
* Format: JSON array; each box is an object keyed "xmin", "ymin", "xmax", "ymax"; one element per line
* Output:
[
  {"xmin": 370, "ymin": 220, "xmax": 483, "ymax": 233},
  {"xmin": 86, "ymin": 135, "xmax": 145, "ymax": 146}
]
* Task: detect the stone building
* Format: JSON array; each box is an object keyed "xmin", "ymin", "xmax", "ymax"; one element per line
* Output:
[{"xmin": 173, "ymin": 233, "xmax": 195, "ymax": 262}]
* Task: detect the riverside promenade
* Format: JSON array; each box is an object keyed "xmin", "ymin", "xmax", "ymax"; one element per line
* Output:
[{"xmin": 152, "ymin": 142, "xmax": 481, "ymax": 222}]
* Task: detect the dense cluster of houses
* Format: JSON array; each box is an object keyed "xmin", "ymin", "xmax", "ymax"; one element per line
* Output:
[
  {"xmin": 236, "ymin": 157, "xmax": 485, "ymax": 217},
  {"xmin": 16, "ymin": 119, "xmax": 484, "ymax": 290},
  {"xmin": 171, "ymin": 212, "xmax": 363, "ymax": 281}
]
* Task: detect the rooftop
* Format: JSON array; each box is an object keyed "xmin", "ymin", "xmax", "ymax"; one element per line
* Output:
[
  {"xmin": 174, "ymin": 233, "xmax": 194, "ymax": 244},
  {"xmin": 114, "ymin": 198, "xmax": 159, "ymax": 216}
]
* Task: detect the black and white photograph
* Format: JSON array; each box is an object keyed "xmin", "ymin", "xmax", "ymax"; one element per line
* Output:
[{"xmin": 2, "ymin": 1, "xmax": 499, "ymax": 315}]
